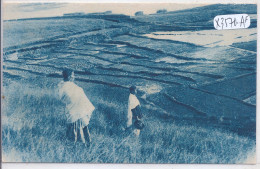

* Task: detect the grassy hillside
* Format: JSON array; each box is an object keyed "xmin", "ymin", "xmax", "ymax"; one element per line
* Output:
[{"xmin": 2, "ymin": 78, "xmax": 255, "ymax": 163}]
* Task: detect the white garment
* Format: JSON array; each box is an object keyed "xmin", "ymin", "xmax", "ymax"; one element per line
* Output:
[
  {"xmin": 58, "ymin": 81, "xmax": 95, "ymax": 124},
  {"xmin": 127, "ymin": 94, "xmax": 140, "ymax": 127}
]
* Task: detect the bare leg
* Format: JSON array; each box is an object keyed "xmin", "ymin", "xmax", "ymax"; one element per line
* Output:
[
  {"xmin": 73, "ymin": 122, "xmax": 77, "ymax": 143},
  {"xmin": 83, "ymin": 125, "xmax": 91, "ymax": 147},
  {"xmin": 79, "ymin": 121, "xmax": 86, "ymax": 144}
]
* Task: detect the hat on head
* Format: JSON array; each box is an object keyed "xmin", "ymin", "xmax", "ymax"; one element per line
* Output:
[
  {"xmin": 62, "ymin": 69, "xmax": 73, "ymax": 81},
  {"xmin": 130, "ymin": 85, "xmax": 136, "ymax": 94}
]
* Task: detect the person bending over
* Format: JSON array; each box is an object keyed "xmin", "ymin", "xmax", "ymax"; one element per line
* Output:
[{"xmin": 58, "ymin": 69, "xmax": 95, "ymax": 146}]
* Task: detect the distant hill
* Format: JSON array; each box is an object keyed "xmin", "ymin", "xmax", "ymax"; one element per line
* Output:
[
  {"xmin": 167, "ymin": 4, "xmax": 256, "ymax": 15},
  {"xmin": 3, "ymin": 4, "xmax": 257, "ymax": 50},
  {"xmin": 134, "ymin": 4, "xmax": 257, "ymax": 31}
]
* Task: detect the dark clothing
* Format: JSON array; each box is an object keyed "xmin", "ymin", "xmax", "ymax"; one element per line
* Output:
[
  {"xmin": 131, "ymin": 106, "xmax": 144, "ymax": 130},
  {"xmin": 131, "ymin": 105, "xmax": 142, "ymax": 120}
]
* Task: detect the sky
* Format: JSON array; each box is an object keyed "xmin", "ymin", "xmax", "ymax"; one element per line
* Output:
[{"xmin": 3, "ymin": 3, "xmax": 208, "ymax": 20}]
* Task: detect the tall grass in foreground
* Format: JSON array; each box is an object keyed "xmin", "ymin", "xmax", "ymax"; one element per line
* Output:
[{"xmin": 2, "ymin": 79, "xmax": 255, "ymax": 163}]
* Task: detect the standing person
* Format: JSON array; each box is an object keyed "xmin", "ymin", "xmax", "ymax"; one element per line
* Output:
[
  {"xmin": 58, "ymin": 69, "xmax": 95, "ymax": 146},
  {"xmin": 127, "ymin": 86, "xmax": 144, "ymax": 137}
]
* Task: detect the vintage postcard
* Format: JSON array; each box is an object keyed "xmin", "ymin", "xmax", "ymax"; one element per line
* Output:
[{"xmin": 1, "ymin": 1, "xmax": 257, "ymax": 164}]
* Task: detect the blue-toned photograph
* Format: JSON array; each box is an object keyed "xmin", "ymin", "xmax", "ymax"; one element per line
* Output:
[{"xmin": 1, "ymin": 3, "xmax": 257, "ymax": 163}]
